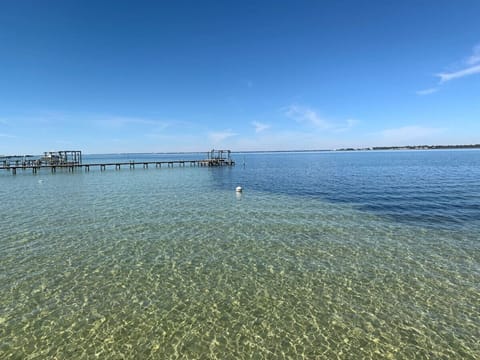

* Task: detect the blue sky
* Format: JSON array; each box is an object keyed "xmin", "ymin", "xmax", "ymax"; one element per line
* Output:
[{"xmin": 1, "ymin": 0, "xmax": 479, "ymax": 154}]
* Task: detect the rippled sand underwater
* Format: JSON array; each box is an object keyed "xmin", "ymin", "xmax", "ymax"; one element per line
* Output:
[{"xmin": 1, "ymin": 161, "xmax": 479, "ymax": 359}]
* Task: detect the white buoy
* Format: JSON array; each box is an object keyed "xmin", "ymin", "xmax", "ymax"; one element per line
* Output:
[{"xmin": 235, "ymin": 186, "xmax": 243, "ymax": 192}]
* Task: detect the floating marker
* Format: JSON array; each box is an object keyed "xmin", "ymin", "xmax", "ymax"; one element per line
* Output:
[{"xmin": 235, "ymin": 186, "xmax": 243, "ymax": 192}]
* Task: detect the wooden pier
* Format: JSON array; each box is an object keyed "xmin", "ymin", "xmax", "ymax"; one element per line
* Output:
[{"xmin": 0, "ymin": 150, "xmax": 235, "ymax": 175}]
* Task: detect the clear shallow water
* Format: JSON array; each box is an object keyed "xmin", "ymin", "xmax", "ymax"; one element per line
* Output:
[{"xmin": 0, "ymin": 151, "xmax": 479, "ymax": 359}]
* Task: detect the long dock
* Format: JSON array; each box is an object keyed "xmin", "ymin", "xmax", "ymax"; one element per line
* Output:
[{"xmin": 0, "ymin": 158, "xmax": 234, "ymax": 175}]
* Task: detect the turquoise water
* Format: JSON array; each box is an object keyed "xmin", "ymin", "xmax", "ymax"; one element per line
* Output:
[{"xmin": 1, "ymin": 151, "xmax": 479, "ymax": 358}]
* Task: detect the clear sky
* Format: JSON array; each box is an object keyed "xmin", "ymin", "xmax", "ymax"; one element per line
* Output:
[{"xmin": 1, "ymin": 0, "xmax": 479, "ymax": 154}]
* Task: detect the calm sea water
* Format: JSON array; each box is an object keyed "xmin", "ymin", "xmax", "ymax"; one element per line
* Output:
[{"xmin": 1, "ymin": 150, "xmax": 479, "ymax": 359}]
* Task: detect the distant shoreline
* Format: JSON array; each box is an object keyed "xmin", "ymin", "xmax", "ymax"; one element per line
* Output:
[{"xmin": 335, "ymin": 144, "xmax": 480, "ymax": 151}]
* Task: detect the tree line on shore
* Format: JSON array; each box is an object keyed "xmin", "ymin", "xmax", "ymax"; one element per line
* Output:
[{"xmin": 337, "ymin": 144, "xmax": 480, "ymax": 151}]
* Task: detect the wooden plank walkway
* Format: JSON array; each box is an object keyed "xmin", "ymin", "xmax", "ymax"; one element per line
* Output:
[{"xmin": 0, "ymin": 159, "xmax": 235, "ymax": 175}]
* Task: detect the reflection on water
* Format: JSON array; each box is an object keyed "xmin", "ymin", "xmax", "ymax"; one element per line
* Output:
[{"xmin": 0, "ymin": 151, "xmax": 479, "ymax": 358}]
